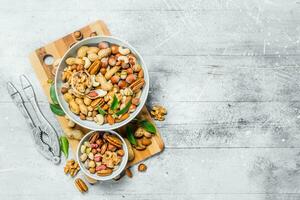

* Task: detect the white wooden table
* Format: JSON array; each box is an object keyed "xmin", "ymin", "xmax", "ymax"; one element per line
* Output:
[{"xmin": 1, "ymin": 0, "xmax": 300, "ymax": 199}]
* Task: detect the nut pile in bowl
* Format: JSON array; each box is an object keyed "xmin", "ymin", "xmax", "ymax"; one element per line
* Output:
[
  {"xmin": 79, "ymin": 132, "xmax": 125, "ymax": 177},
  {"xmin": 60, "ymin": 41, "xmax": 145, "ymax": 125}
]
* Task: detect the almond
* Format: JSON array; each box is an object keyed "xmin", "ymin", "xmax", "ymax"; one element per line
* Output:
[{"xmin": 106, "ymin": 115, "xmax": 115, "ymax": 125}]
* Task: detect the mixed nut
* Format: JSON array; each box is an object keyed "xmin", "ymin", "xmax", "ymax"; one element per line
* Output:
[
  {"xmin": 64, "ymin": 159, "xmax": 80, "ymax": 177},
  {"xmin": 60, "ymin": 41, "xmax": 145, "ymax": 126},
  {"xmin": 79, "ymin": 132, "xmax": 125, "ymax": 177},
  {"xmin": 151, "ymin": 105, "xmax": 167, "ymax": 121}
]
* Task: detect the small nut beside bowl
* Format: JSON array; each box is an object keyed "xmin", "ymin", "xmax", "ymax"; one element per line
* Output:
[{"xmin": 77, "ymin": 130, "xmax": 128, "ymax": 181}]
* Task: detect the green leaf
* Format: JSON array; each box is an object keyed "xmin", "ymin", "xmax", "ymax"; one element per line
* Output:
[
  {"xmin": 97, "ymin": 106, "xmax": 107, "ymax": 115},
  {"xmin": 50, "ymin": 83, "xmax": 58, "ymax": 104},
  {"xmin": 110, "ymin": 94, "xmax": 119, "ymax": 110},
  {"xmin": 116, "ymin": 101, "xmax": 132, "ymax": 116},
  {"xmin": 139, "ymin": 120, "xmax": 156, "ymax": 134},
  {"xmin": 59, "ymin": 136, "xmax": 69, "ymax": 158},
  {"xmin": 50, "ymin": 104, "xmax": 65, "ymax": 116},
  {"xmin": 126, "ymin": 125, "xmax": 137, "ymax": 145}
]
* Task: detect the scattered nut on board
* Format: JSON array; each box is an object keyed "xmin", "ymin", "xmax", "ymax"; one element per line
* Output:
[
  {"xmin": 150, "ymin": 105, "xmax": 167, "ymax": 121},
  {"xmin": 90, "ymin": 32, "xmax": 97, "ymax": 37},
  {"xmin": 125, "ymin": 168, "xmax": 133, "ymax": 178},
  {"xmin": 138, "ymin": 163, "xmax": 147, "ymax": 172},
  {"xmin": 74, "ymin": 178, "xmax": 88, "ymax": 193},
  {"xmin": 73, "ymin": 30, "xmax": 83, "ymax": 40},
  {"xmin": 64, "ymin": 159, "xmax": 80, "ymax": 177}
]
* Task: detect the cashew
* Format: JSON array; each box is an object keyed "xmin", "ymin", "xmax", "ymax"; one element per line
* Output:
[
  {"xmin": 79, "ymin": 104, "xmax": 88, "ymax": 115},
  {"xmin": 75, "ymin": 98, "xmax": 84, "ymax": 105},
  {"xmin": 118, "ymin": 46, "xmax": 130, "ymax": 55},
  {"xmin": 66, "ymin": 57, "xmax": 84, "ymax": 65},
  {"xmin": 77, "ymin": 46, "xmax": 89, "ymax": 58},
  {"xmin": 123, "ymin": 88, "xmax": 133, "ymax": 96},
  {"xmin": 83, "ymin": 57, "xmax": 91, "ymax": 69},
  {"xmin": 67, "ymin": 120, "xmax": 76, "ymax": 128},
  {"xmin": 91, "ymin": 75, "xmax": 100, "ymax": 87},
  {"xmin": 87, "ymin": 46, "xmax": 100, "ymax": 54},
  {"xmin": 104, "ymin": 66, "xmax": 121, "ymax": 80},
  {"xmin": 84, "ymin": 97, "xmax": 92, "ymax": 105},
  {"xmin": 98, "ymin": 48, "xmax": 111, "ymax": 60},
  {"xmin": 118, "ymin": 56, "xmax": 129, "ymax": 64},
  {"xmin": 95, "ymin": 74, "xmax": 113, "ymax": 91},
  {"xmin": 95, "ymin": 114, "xmax": 104, "ymax": 125},
  {"xmin": 69, "ymin": 100, "xmax": 80, "ymax": 114},
  {"xmin": 88, "ymin": 53, "xmax": 98, "ymax": 62}
]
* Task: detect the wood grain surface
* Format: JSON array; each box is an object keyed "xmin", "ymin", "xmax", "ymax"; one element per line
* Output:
[
  {"xmin": 1, "ymin": 0, "xmax": 300, "ymax": 199},
  {"xmin": 29, "ymin": 20, "xmax": 164, "ymax": 167}
]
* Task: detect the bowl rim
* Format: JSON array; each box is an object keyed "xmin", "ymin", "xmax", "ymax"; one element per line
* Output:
[
  {"xmin": 54, "ymin": 35, "xmax": 149, "ymax": 131},
  {"xmin": 76, "ymin": 130, "xmax": 129, "ymax": 181}
]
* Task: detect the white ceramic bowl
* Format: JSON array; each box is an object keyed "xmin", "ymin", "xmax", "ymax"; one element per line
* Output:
[
  {"xmin": 76, "ymin": 130, "xmax": 128, "ymax": 181},
  {"xmin": 55, "ymin": 36, "xmax": 149, "ymax": 131}
]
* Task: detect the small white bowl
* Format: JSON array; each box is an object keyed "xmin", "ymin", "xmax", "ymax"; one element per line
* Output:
[
  {"xmin": 55, "ymin": 36, "xmax": 149, "ymax": 131},
  {"xmin": 76, "ymin": 130, "xmax": 128, "ymax": 181}
]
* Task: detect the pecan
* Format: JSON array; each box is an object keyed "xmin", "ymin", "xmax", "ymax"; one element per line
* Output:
[
  {"xmin": 100, "ymin": 143, "xmax": 108, "ymax": 155},
  {"xmin": 89, "ymin": 132, "xmax": 99, "ymax": 143},
  {"xmin": 129, "ymin": 78, "xmax": 145, "ymax": 93},
  {"xmin": 74, "ymin": 178, "xmax": 88, "ymax": 193},
  {"xmin": 97, "ymin": 168, "xmax": 113, "ymax": 176},
  {"xmin": 91, "ymin": 98, "xmax": 104, "ymax": 108},
  {"xmin": 103, "ymin": 133, "xmax": 122, "ymax": 148},
  {"xmin": 88, "ymin": 59, "xmax": 101, "ymax": 75}
]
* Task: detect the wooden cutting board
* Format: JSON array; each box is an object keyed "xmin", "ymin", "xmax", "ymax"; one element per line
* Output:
[{"xmin": 29, "ymin": 20, "xmax": 164, "ymax": 167}]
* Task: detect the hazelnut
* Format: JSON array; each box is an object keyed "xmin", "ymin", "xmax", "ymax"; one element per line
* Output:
[
  {"xmin": 101, "ymin": 57, "xmax": 108, "ymax": 68},
  {"xmin": 108, "ymin": 56, "xmax": 116, "ymax": 66},
  {"xmin": 61, "ymin": 87, "xmax": 68, "ymax": 94},
  {"xmin": 129, "ymin": 104, "xmax": 136, "ymax": 113},
  {"xmin": 98, "ymin": 42, "xmax": 109, "ymax": 49},
  {"xmin": 107, "ymin": 143, "xmax": 117, "ymax": 151},
  {"xmin": 111, "ymin": 75, "xmax": 120, "ymax": 84},
  {"xmin": 126, "ymin": 74, "xmax": 137, "ymax": 84},
  {"xmin": 92, "ymin": 148, "xmax": 97, "ymax": 154},
  {"xmin": 96, "ymin": 139, "xmax": 103, "ymax": 146},
  {"xmin": 138, "ymin": 163, "xmax": 147, "ymax": 172},
  {"xmin": 73, "ymin": 31, "xmax": 83, "ymax": 40},
  {"xmin": 100, "ymin": 68, "xmax": 106, "ymax": 75},
  {"xmin": 118, "ymin": 80, "xmax": 127, "ymax": 89},
  {"xmin": 127, "ymin": 68, "xmax": 133, "ymax": 74},
  {"xmin": 132, "ymin": 98, "xmax": 140, "ymax": 105},
  {"xmin": 111, "ymin": 45, "xmax": 119, "ymax": 54}
]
